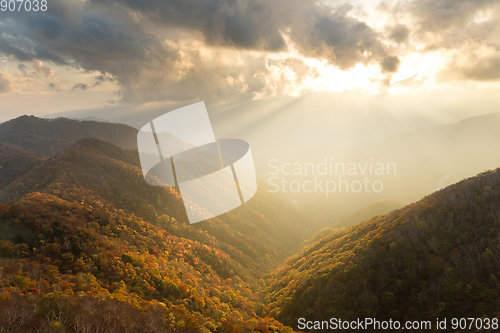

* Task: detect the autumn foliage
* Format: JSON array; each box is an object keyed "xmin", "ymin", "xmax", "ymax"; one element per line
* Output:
[
  {"xmin": 0, "ymin": 136, "xmax": 308, "ymax": 332},
  {"xmin": 264, "ymin": 169, "xmax": 500, "ymax": 329}
]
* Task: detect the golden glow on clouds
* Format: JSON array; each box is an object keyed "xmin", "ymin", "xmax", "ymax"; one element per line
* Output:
[
  {"xmin": 2, "ymin": 30, "xmax": 499, "ymax": 109},
  {"xmin": 303, "ymin": 61, "xmax": 382, "ymax": 94},
  {"xmin": 1, "ymin": 0, "xmax": 500, "ymax": 123},
  {"xmin": 0, "ymin": 56, "xmax": 119, "ymax": 121}
]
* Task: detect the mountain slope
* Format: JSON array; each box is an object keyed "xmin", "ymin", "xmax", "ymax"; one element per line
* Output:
[
  {"xmin": 0, "ymin": 141, "xmax": 46, "ymax": 189},
  {"xmin": 1, "ymin": 138, "xmax": 314, "ymax": 264},
  {"xmin": 265, "ymin": 167, "xmax": 500, "ymax": 328},
  {"xmin": 298, "ymin": 111, "xmax": 500, "ymax": 220},
  {"xmin": 0, "ymin": 137, "xmax": 314, "ymax": 332}
]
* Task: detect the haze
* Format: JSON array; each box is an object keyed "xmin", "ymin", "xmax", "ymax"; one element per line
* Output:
[{"xmin": 1, "ymin": 0, "xmax": 500, "ymax": 221}]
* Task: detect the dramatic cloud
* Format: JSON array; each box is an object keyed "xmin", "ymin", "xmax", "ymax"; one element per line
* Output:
[
  {"xmin": 381, "ymin": 56, "xmax": 401, "ymax": 73},
  {"xmin": 410, "ymin": 0, "xmax": 496, "ymax": 33},
  {"xmin": 402, "ymin": 0, "xmax": 500, "ymax": 50},
  {"xmin": 91, "ymin": 0, "xmax": 398, "ymax": 70},
  {"xmin": 0, "ymin": 0, "xmax": 402, "ymax": 103},
  {"xmin": 1, "ymin": 0, "xmax": 500, "ymax": 106},
  {"xmin": 397, "ymin": 0, "xmax": 500, "ymax": 82},
  {"xmin": 90, "ymin": 0, "xmax": 288, "ymax": 51},
  {"xmin": 290, "ymin": 7, "xmax": 390, "ymax": 70},
  {"xmin": 388, "ymin": 24, "xmax": 410, "ymax": 44}
]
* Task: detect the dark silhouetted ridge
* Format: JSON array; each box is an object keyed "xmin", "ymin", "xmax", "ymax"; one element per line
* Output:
[{"xmin": 0, "ymin": 115, "xmax": 138, "ymax": 157}]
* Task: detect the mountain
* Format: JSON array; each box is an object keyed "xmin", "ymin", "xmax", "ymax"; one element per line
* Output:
[
  {"xmin": 78, "ymin": 116, "xmax": 111, "ymax": 123},
  {"xmin": 0, "ymin": 137, "xmax": 314, "ymax": 259},
  {"xmin": 5, "ymin": 113, "xmax": 500, "ymax": 332},
  {"xmin": 264, "ymin": 167, "xmax": 500, "ymax": 328},
  {"xmin": 300, "ymin": 200, "xmax": 404, "ymax": 249},
  {"xmin": 332, "ymin": 199, "xmax": 404, "ymax": 229},
  {"xmin": 297, "ymin": 111, "xmax": 500, "ymax": 224},
  {"xmin": 0, "ymin": 141, "xmax": 46, "ymax": 189},
  {"xmin": 0, "ymin": 115, "xmax": 138, "ymax": 157},
  {"xmin": 0, "ymin": 135, "xmax": 312, "ymax": 332}
]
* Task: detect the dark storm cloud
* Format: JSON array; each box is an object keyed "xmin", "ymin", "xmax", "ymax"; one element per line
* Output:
[
  {"xmin": 62, "ymin": 14, "xmax": 149, "ymax": 67},
  {"xmin": 27, "ymin": 14, "xmax": 64, "ymax": 39},
  {"xmin": 289, "ymin": 8, "xmax": 392, "ymax": 71},
  {"xmin": 1, "ymin": 8, "xmax": 171, "ymax": 68},
  {"xmin": 289, "ymin": 4, "xmax": 394, "ymax": 71},
  {"xmin": 222, "ymin": 14, "xmax": 285, "ymax": 51},
  {"xmin": 0, "ymin": 0, "xmax": 399, "ymax": 102},
  {"xmin": 0, "ymin": 34, "xmax": 41, "ymax": 62},
  {"xmin": 89, "ymin": 0, "xmax": 396, "ymax": 70},
  {"xmin": 90, "ymin": 0, "xmax": 288, "ymax": 51},
  {"xmin": 1, "ymin": 4, "xmax": 191, "ymax": 101},
  {"xmin": 0, "ymin": 29, "xmax": 67, "ymax": 64}
]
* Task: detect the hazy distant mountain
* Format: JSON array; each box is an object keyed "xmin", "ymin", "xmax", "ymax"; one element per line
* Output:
[
  {"xmin": 332, "ymin": 199, "xmax": 404, "ymax": 229},
  {"xmin": 77, "ymin": 116, "xmax": 111, "ymax": 123},
  {"xmin": 0, "ymin": 115, "xmax": 138, "ymax": 157},
  {"xmin": 356, "ymin": 111, "xmax": 500, "ymax": 199},
  {"xmin": 265, "ymin": 167, "xmax": 500, "ymax": 328},
  {"xmin": 298, "ymin": 112, "xmax": 500, "ymax": 219},
  {"xmin": 301, "ymin": 199, "xmax": 404, "ymax": 248}
]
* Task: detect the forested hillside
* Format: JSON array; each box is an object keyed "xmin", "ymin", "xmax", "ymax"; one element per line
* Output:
[
  {"xmin": 3, "ymin": 115, "xmax": 500, "ymax": 332},
  {"xmin": 0, "ymin": 141, "xmax": 46, "ymax": 189},
  {"xmin": 265, "ymin": 168, "xmax": 500, "ymax": 329},
  {"xmin": 0, "ymin": 134, "xmax": 312, "ymax": 332},
  {"xmin": 0, "ymin": 115, "xmax": 138, "ymax": 156}
]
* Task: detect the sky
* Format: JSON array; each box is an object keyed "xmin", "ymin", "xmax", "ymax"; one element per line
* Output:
[
  {"xmin": 3, "ymin": 0, "xmax": 500, "ymax": 213},
  {"xmin": 1, "ymin": 0, "xmax": 500, "ymax": 145}
]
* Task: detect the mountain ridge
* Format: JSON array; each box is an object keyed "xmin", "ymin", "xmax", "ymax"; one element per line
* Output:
[
  {"xmin": 0, "ymin": 141, "xmax": 47, "ymax": 189},
  {"xmin": 0, "ymin": 135, "xmax": 314, "ymax": 331},
  {"xmin": 265, "ymin": 166, "xmax": 500, "ymax": 328},
  {"xmin": 0, "ymin": 115, "xmax": 139, "ymax": 157}
]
